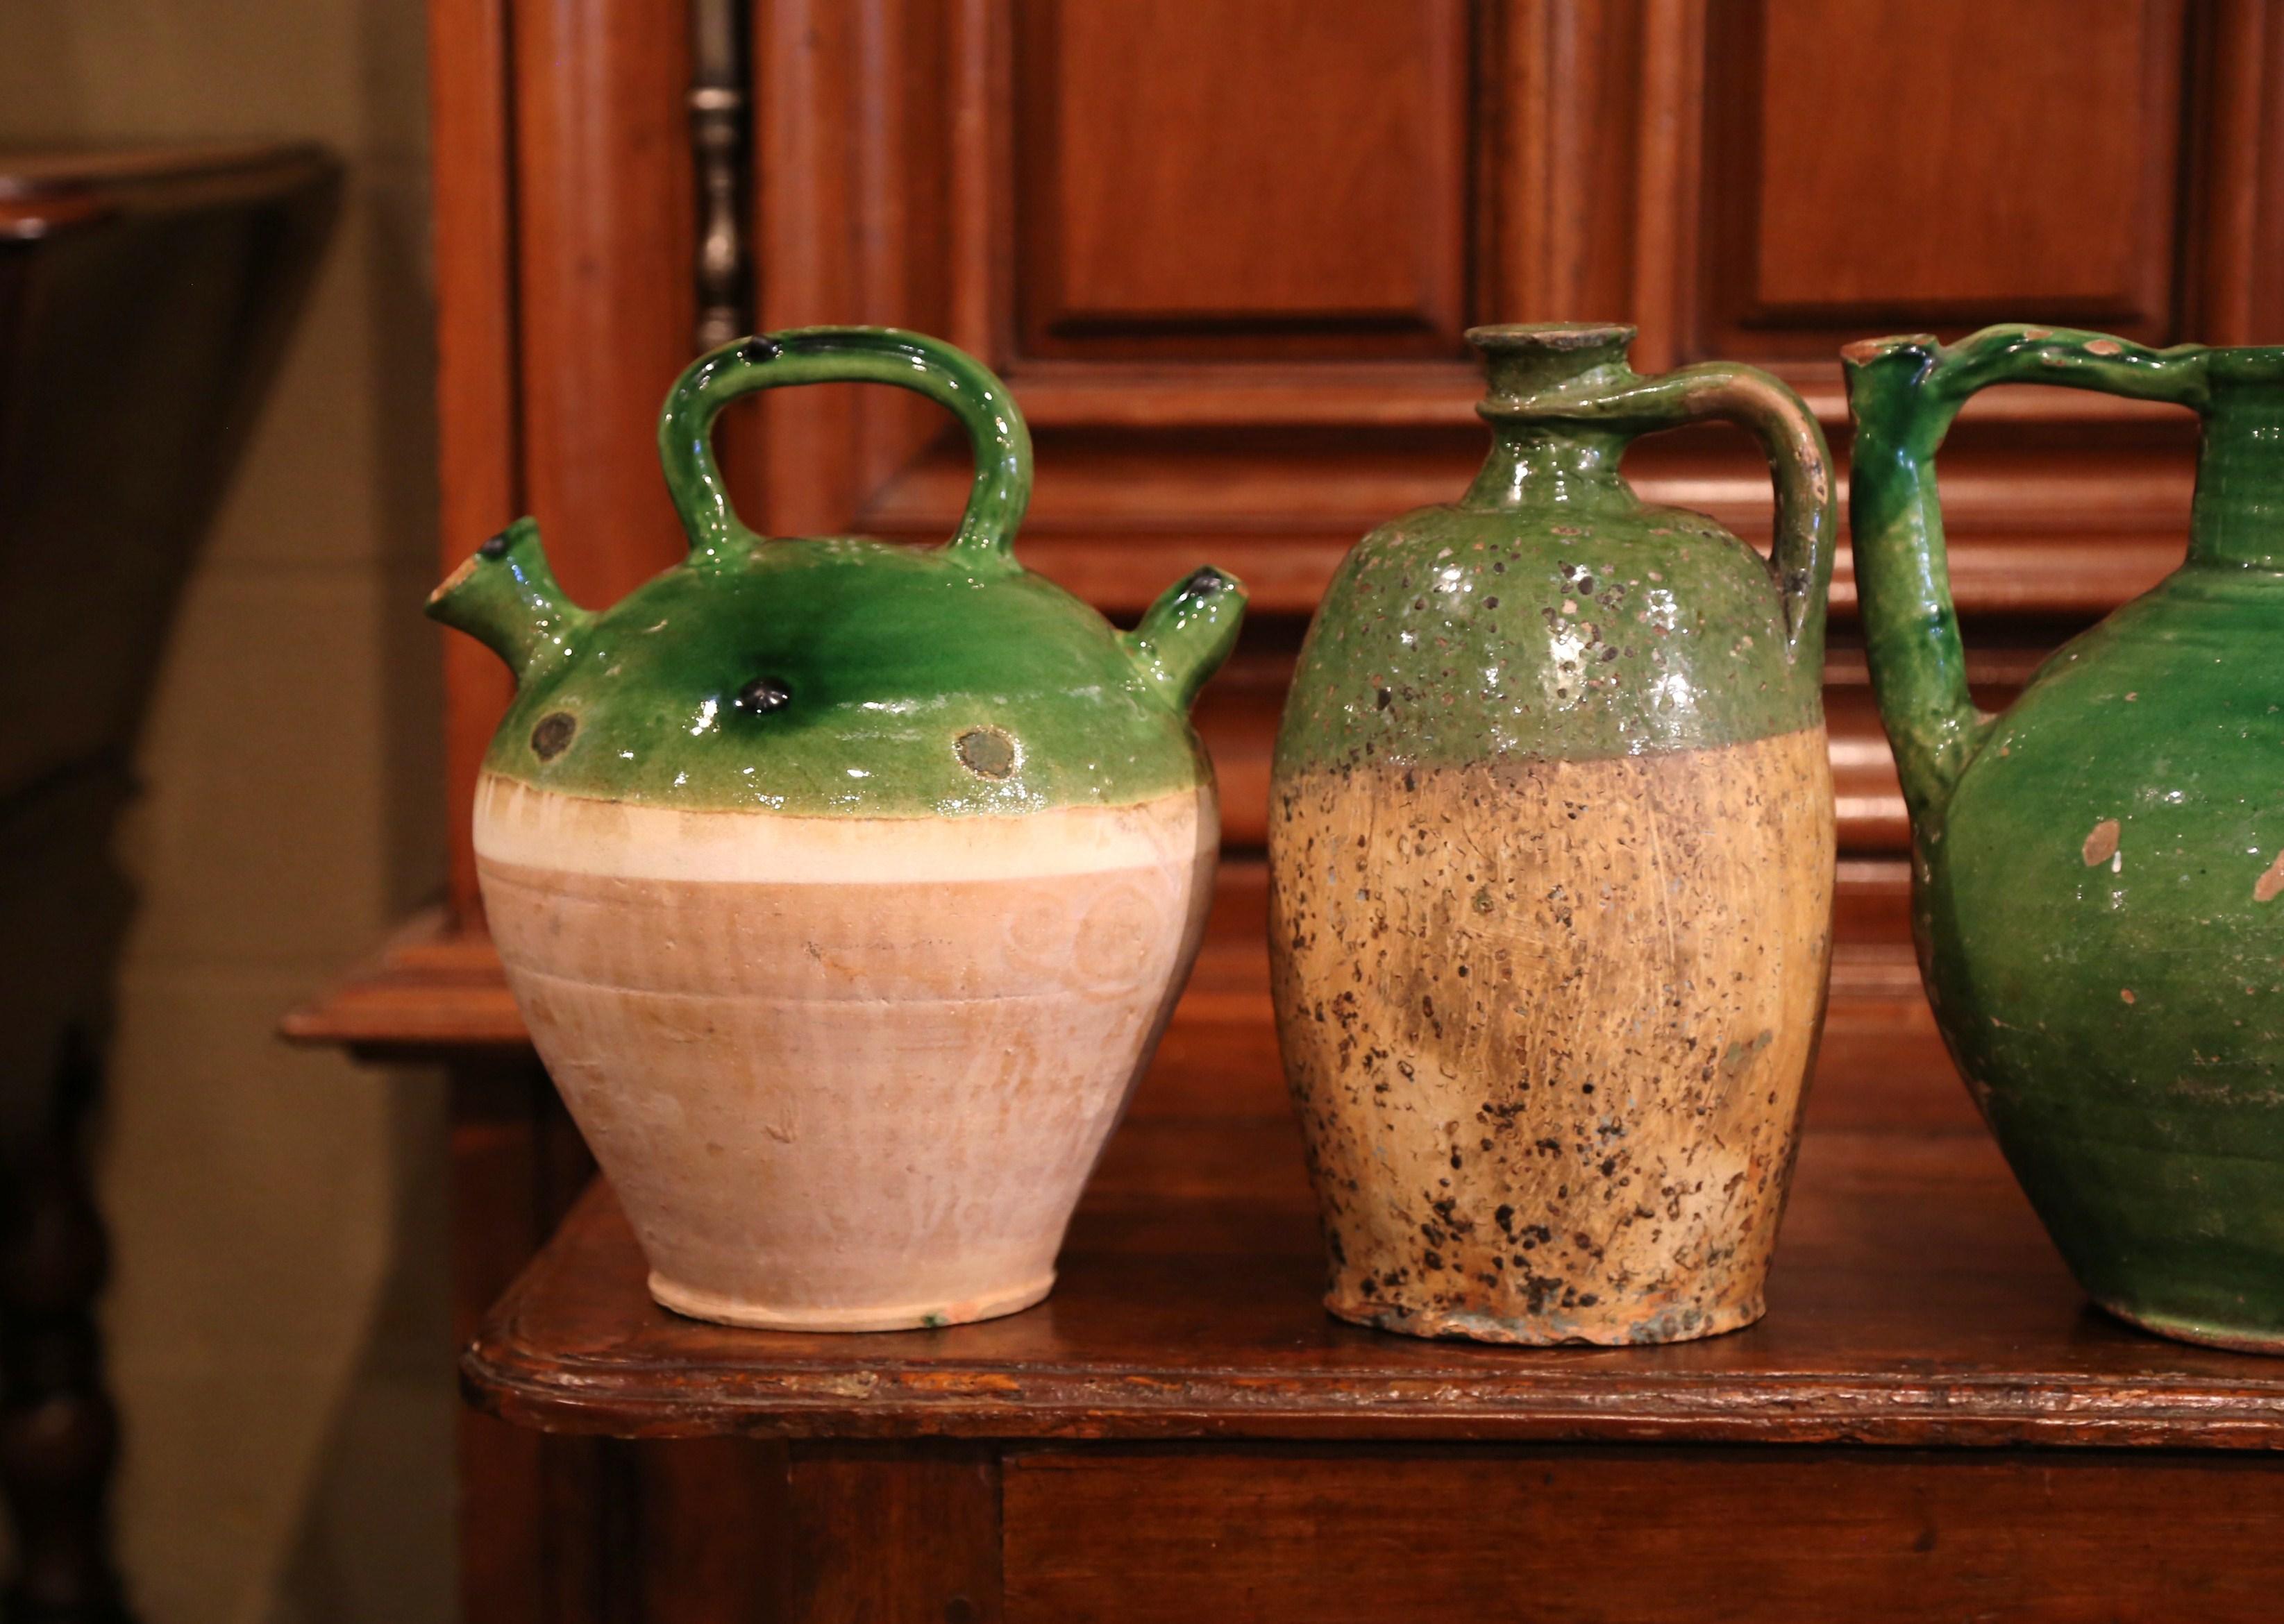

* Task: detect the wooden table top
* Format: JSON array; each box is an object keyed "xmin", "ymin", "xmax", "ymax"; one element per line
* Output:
[{"xmin": 460, "ymin": 902, "xmax": 2284, "ymax": 1453}]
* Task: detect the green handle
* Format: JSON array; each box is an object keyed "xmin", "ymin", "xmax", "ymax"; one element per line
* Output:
[
  {"xmin": 1511, "ymin": 357, "xmax": 1837, "ymax": 668},
  {"xmin": 1842, "ymin": 325, "xmax": 2210, "ymax": 830},
  {"xmin": 658, "ymin": 325, "xmax": 1033, "ymax": 565}
]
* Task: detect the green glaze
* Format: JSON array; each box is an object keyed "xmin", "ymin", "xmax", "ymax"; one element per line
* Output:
[
  {"xmin": 1275, "ymin": 325, "xmax": 1833, "ymax": 777},
  {"xmin": 1847, "ymin": 323, "xmax": 2284, "ymax": 1351},
  {"xmin": 429, "ymin": 328, "xmax": 1243, "ymax": 816}
]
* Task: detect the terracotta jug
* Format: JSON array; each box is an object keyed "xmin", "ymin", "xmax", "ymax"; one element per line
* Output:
[
  {"xmin": 430, "ymin": 328, "xmax": 1243, "ymax": 1331},
  {"xmin": 1847, "ymin": 324, "xmax": 2284, "ymax": 1353},
  {"xmin": 1269, "ymin": 324, "xmax": 1837, "ymax": 1345}
]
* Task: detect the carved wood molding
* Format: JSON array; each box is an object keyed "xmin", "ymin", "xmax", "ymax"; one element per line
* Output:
[
  {"xmin": 430, "ymin": 0, "xmax": 2278, "ymax": 905},
  {"xmin": 689, "ymin": 0, "xmax": 752, "ymax": 351},
  {"xmin": 729, "ymin": 0, "xmax": 2231, "ymax": 620}
]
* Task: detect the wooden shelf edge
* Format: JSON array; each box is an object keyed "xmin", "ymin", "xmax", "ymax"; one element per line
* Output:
[
  {"xmin": 280, "ymin": 903, "xmax": 529, "ymax": 1055},
  {"xmin": 462, "ymin": 1355, "xmax": 2284, "ymax": 1451},
  {"xmin": 458, "ymin": 1179, "xmax": 2284, "ymax": 1453}
]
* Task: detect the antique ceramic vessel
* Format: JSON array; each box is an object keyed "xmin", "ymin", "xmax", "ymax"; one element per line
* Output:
[
  {"xmin": 430, "ymin": 328, "xmax": 1243, "ymax": 1330},
  {"xmin": 1269, "ymin": 324, "xmax": 1836, "ymax": 1345},
  {"xmin": 1848, "ymin": 324, "xmax": 2284, "ymax": 1353}
]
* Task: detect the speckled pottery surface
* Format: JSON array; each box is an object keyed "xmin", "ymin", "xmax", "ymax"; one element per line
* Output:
[
  {"xmin": 430, "ymin": 328, "xmax": 1243, "ymax": 1332},
  {"xmin": 1268, "ymin": 324, "xmax": 1837, "ymax": 1346},
  {"xmin": 1848, "ymin": 324, "xmax": 2284, "ymax": 1354}
]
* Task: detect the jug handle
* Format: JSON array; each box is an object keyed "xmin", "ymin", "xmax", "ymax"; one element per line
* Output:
[
  {"xmin": 1842, "ymin": 325, "xmax": 2210, "ymax": 829},
  {"xmin": 657, "ymin": 326, "xmax": 1032, "ymax": 567},
  {"xmin": 1550, "ymin": 362, "xmax": 1836, "ymax": 668}
]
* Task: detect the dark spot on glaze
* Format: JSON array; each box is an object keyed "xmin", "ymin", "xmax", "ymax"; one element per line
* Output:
[
  {"xmin": 530, "ymin": 712, "xmax": 577, "ymax": 761},
  {"xmin": 478, "ymin": 530, "xmax": 512, "ymax": 560},
  {"xmin": 737, "ymin": 675, "xmax": 793, "ymax": 714},
  {"xmin": 739, "ymin": 336, "xmax": 783, "ymax": 364},
  {"xmin": 956, "ymin": 725, "xmax": 1019, "ymax": 779},
  {"xmin": 1181, "ymin": 566, "xmax": 1228, "ymax": 596}
]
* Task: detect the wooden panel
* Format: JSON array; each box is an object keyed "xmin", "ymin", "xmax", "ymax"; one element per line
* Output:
[
  {"xmin": 2191, "ymin": 0, "xmax": 2284, "ymax": 344},
  {"xmin": 746, "ymin": 0, "xmax": 960, "ymax": 537},
  {"xmin": 429, "ymin": 0, "xmax": 521, "ymax": 922},
  {"xmin": 511, "ymin": 0, "xmax": 695, "ymax": 607},
  {"xmin": 444, "ymin": 1062, "xmax": 610, "ymax": 1624},
  {"xmin": 1014, "ymin": 0, "xmax": 1472, "ymax": 358},
  {"xmin": 777, "ymin": 1446, "xmax": 1001, "ymax": 1623},
  {"xmin": 1702, "ymin": 0, "xmax": 2188, "ymax": 352},
  {"xmin": 1479, "ymin": 0, "xmax": 1648, "ymax": 328},
  {"xmin": 1003, "ymin": 1448, "xmax": 2284, "ymax": 1623},
  {"xmin": 632, "ymin": 1439, "xmax": 778, "ymax": 1621}
]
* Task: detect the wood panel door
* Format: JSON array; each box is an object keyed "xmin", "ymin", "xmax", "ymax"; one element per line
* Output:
[{"xmin": 434, "ymin": 0, "xmax": 2284, "ymax": 914}]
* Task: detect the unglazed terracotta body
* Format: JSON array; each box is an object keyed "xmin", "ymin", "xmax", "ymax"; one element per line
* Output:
[
  {"xmin": 1273, "ymin": 731, "xmax": 1832, "ymax": 1343},
  {"xmin": 1269, "ymin": 325, "xmax": 1837, "ymax": 1345},
  {"xmin": 429, "ymin": 328, "xmax": 1244, "ymax": 1330},
  {"xmin": 478, "ymin": 775, "xmax": 1215, "ymax": 1328}
]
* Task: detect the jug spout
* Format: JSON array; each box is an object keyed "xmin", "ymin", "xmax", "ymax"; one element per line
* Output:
[
  {"xmin": 1123, "ymin": 566, "xmax": 1246, "ymax": 709},
  {"xmin": 1844, "ymin": 325, "xmax": 2211, "ymax": 834},
  {"xmin": 1840, "ymin": 334, "xmax": 1979, "ymax": 833},
  {"xmin": 426, "ymin": 516, "xmax": 590, "ymax": 686}
]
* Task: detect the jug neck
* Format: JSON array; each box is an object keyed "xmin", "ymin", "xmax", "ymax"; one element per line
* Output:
[
  {"xmin": 1460, "ymin": 423, "xmax": 1637, "ymax": 514},
  {"xmin": 2190, "ymin": 380, "xmax": 2284, "ymax": 570},
  {"xmin": 1459, "ymin": 323, "xmax": 1643, "ymax": 515}
]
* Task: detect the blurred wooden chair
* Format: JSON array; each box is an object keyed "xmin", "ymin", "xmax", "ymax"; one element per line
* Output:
[{"xmin": 0, "ymin": 142, "xmax": 335, "ymax": 1624}]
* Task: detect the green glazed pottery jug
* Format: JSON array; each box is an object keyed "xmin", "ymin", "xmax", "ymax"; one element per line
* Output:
[
  {"xmin": 1268, "ymin": 323, "xmax": 1837, "ymax": 1345},
  {"xmin": 1847, "ymin": 323, "xmax": 2284, "ymax": 1353},
  {"xmin": 429, "ymin": 327, "xmax": 1243, "ymax": 1331}
]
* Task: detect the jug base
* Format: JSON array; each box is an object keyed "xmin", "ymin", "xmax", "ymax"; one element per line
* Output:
[
  {"xmin": 649, "ymin": 1270, "xmax": 1056, "ymax": 1333},
  {"xmin": 2096, "ymin": 1296, "xmax": 2284, "ymax": 1357},
  {"xmin": 1325, "ymin": 1290, "xmax": 1765, "ymax": 1348}
]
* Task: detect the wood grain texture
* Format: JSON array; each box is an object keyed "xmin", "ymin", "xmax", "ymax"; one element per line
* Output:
[
  {"xmin": 429, "ymin": 0, "xmax": 521, "ymax": 922},
  {"xmin": 1703, "ymin": 0, "xmax": 2187, "ymax": 350},
  {"xmin": 1483, "ymin": 0, "xmax": 1645, "ymax": 326},
  {"xmin": 776, "ymin": 1446, "xmax": 1001, "ymax": 1624},
  {"xmin": 1002, "ymin": 1446, "xmax": 2284, "ymax": 1623},
  {"xmin": 510, "ymin": 0, "xmax": 696, "ymax": 609},
  {"xmin": 2192, "ymin": 0, "xmax": 2284, "ymax": 346},
  {"xmin": 1014, "ymin": 0, "xmax": 1470, "ymax": 358},
  {"xmin": 447, "ymin": 1062, "xmax": 598, "ymax": 1624},
  {"xmin": 1267, "ymin": 727, "xmax": 1835, "ymax": 1345}
]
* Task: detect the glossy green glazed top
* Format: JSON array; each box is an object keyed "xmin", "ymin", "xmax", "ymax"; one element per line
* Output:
[
  {"xmin": 1847, "ymin": 324, "xmax": 2284, "ymax": 834},
  {"xmin": 429, "ymin": 328, "xmax": 1243, "ymax": 817},
  {"xmin": 1844, "ymin": 325, "xmax": 2284, "ymax": 1072},
  {"xmin": 1276, "ymin": 325, "xmax": 1834, "ymax": 775}
]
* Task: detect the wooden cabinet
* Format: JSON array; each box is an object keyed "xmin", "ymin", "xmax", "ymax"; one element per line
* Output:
[
  {"xmin": 293, "ymin": 1, "xmax": 2284, "ymax": 1618},
  {"xmin": 431, "ymin": 0, "xmax": 2284, "ymax": 912}
]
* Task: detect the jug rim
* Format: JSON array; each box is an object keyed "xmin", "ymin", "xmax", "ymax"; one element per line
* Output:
[{"xmin": 1466, "ymin": 322, "xmax": 1636, "ymax": 353}]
